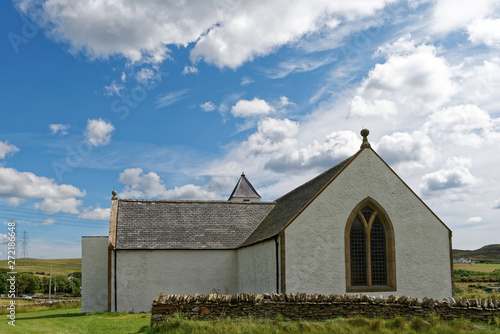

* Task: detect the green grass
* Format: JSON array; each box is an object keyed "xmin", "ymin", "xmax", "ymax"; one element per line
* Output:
[
  {"xmin": 145, "ymin": 313, "xmax": 500, "ymax": 334},
  {"xmin": 454, "ymin": 264, "xmax": 500, "ymax": 272},
  {"xmin": 455, "ymin": 284, "xmax": 500, "ymax": 299},
  {"xmin": 1, "ymin": 309, "xmax": 499, "ymax": 334},
  {"xmin": 0, "ymin": 258, "xmax": 81, "ymax": 276},
  {"xmin": 473, "ymin": 264, "xmax": 500, "ymax": 268},
  {"xmin": 0, "ymin": 308, "xmax": 150, "ymax": 334},
  {"xmin": 0, "ymin": 300, "xmax": 81, "ymax": 315}
]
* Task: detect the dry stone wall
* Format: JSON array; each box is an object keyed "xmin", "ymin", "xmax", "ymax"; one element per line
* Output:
[{"xmin": 151, "ymin": 292, "xmax": 500, "ymax": 324}]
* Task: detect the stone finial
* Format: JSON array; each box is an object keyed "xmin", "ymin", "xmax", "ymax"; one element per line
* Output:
[
  {"xmin": 112, "ymin": 190, "xmax": 117, "ymax": 200},
  {"xmin": 360, "ymin": 128, "xmax": 371, "ymax": 148}
]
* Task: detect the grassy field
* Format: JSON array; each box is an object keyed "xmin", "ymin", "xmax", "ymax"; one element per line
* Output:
[
  {"xmin": 0, "ymin": 258, "xmax": 81, "ymax": 276},
  {"xmin": 0, "ymin": 298, "xmax": 38, "ymax": 306},
  {"xmin": 1, "ymin": 308, "xmax": 499, "ymax": 334},
  {"xmin": 0, "ymin": 308, "xmax": 150, "ymax": 334},
  {"xmin": 147, "ymin": 315, "xmax": 500, "ymax": 334},
  {"xmin": 454, "ymin": 263, "xmax": 500, "ymax": 272},
  {"xmin": 0, "ymin": 300, "xmax": 81, "ymax": 315}
]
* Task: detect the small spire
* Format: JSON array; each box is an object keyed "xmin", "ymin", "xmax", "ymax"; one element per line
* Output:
[
  {"xmin": 228, "ymin": 173, "xmax": 261, "ymax": 202},
  {"xmin": 112, "ymin": 190, "xmax": 117, "ymax": 200},
  {"xmin": 360, "ymin": 129, "xmax": 371, "ymax": 148}
]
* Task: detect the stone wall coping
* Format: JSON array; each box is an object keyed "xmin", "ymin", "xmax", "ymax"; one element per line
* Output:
[{"xmin": 153, "ymin": 292, "xmax": 500, "ymax": 310}]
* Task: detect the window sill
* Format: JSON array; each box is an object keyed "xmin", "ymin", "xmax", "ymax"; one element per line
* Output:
[{"xmin": 346, "ymin": 286, "xmax": 397, "ymax": 293}]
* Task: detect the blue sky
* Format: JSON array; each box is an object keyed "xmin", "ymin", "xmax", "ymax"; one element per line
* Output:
[{"xmin": 1, "ymin": 0, "xmax": 499, "ymax": 259}]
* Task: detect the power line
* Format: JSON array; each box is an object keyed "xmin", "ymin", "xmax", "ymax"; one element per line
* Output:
[
  {"xmin": 0, "ymin": 204, "xmax": 108, "ymax": 221},
  {"xmin": 0, "ymin": 215, "xmax": 106, "ymax": 228},
  {"xmin": 0, "ymin": 216, "xmax": 107, "ymax": 228},
  {"xmin": 0, "ymin": 205, "xmax": 108, "ymax": 226},
  {"xmin": 0, "ymin": 212, "xmax": 105, "ymax": 225}
]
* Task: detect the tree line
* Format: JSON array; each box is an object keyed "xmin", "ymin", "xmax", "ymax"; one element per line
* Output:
[
  {"xmin": 0, "ymin": 268, "xmax": 81, "ymax": 296},
  {"xmin": 454, "ymin": 269, "xmax": 500, "ymax": 282}
]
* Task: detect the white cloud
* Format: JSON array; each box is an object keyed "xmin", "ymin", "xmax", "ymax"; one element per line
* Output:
[
  {"xmin": 42, "ymin": 218, "xmax": 56, "ymax": 225},
  {"xmin": 85, "ymin": 118, "xmax": 115, "ymax": 147},
  {"xmin": 265, "ymin": 130, "xmax": 359, "ymax": 173},
  {"xmin": 459, "ymin": 58, "xmax": 500, "ymax": 110},
  {"xmin": 15, "ymin": 0, "xmax": 214, "ymax": 63},
  {"xmin": 240, "ymin": 76, "xmax": 253, "ymax": 86},
  {"xmin": 155, "ymin": 89, "xmax": 189, "ymax": 108},
  {"xmin": 263, "ymin": 56, "xmax": 337, "ymax": 79},
  {"xmin": 231, "ymin": 98, "xmax": 274, "ymax": 118},
  {"xmin": 467, "ymin": 19, "xmax": 500, "ymax": 48},
  {"xmin": 162, "ymin": 184, "xmax": 221, "ymax": 200},
  {"xmin": 375, "ymin": 131, "xmax": 438, "ymax": 169},
  {"xmin": 135, "ymin": 68, "xmax": 161, "ymax": 85},
  {"xmin": 0, "ymin": 166, "xmax": 85, "ymax": 214},
  {"xmin": 191, "ymin": 1, "xmax": 396, "ymax": 68},
  {"xmin": 429, "ymin": 0, "xmax": 499, "ymax": 35},
  {"xmin": 424, "ymin": 105, "xmax": 497, "ymax": 148},
  {"xmin": 6, "ymin": 197, "xmax": 24, "ymax": 206},
  {"xmin": 279, "ymin": 96, "xmax": 295, "ymax": 108},
  {"xmin": 49, "ymin": 124, "xmax": 70, "ymax": 136},
  {"xmin": 200, "ymin": 101, "xmax": 216, "ymax": 112},
  {"xmin": 103, "ymin": 80, "xmax": 125, "ymax": 97},
  {"xmin": 0, "ymin": 141, "xmax": 19, "ymax": 159},
  {"xmin": 208, "ymin": 118, "xmax": 358, "ymax": 179},
  {"xmin": 118, "ymin": 167, "xmax": 220, "ymax": 200},
  {"xmin": 349, "ymin": 96, "xmax": 397, "ymax": 118},
  {"xmin": 492, "ymin": 199, "xmax": 500, "ymax": 209},
  {"xmin": 0, "ymin": 167, "xmax": 85, "ymax": 200},
  {"xmin": 16, "ymin": 0, "xmax": 396, "ymax": 68},
  {"xmin": 420, "ymin": 157, "xmax": 478, "ymax": 196},
  {"xmin": 353, "ymin": 36, "xmax": 458, "ymax": 114},
  {"xmin": 118, "ymin": 168, "xmax": 167, "ymax": 198},
  {"xmin": 182, "ymin": 65, "xmax": 199, "ymax": 75},
  {"xmin": 242, "ymin": 118, "xmax": 299, "ymax": 154},
  {"xmin": 466, "ymin": 216, "xmax": 482, "ymax": 223},
  {"xmin": 121, "ymin": 72, "xmax": 126, "ymax": 82},
  {"xmin": 34, "ymin": 198, "xmax": 83, "ymax": 214},
  {"xmin": 79, "ymin": 206, "xmax": 111, "ymax": 220}
]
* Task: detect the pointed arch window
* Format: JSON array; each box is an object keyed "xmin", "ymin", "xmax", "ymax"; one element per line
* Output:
[{"xmin": 345, "ymin": 198, "xmax": 396, "ymax": 292}]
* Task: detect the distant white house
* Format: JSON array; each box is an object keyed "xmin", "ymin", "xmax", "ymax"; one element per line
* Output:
[
  {"xmin": 82, "ymin": 129, "xmax": 454, "ymax": 313},
  {"xmin": 453, "ymin": 257, "xmax": 473, "ymax": 264}
]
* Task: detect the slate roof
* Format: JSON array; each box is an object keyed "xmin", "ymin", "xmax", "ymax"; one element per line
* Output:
[
  {"xmin": 240, "ymin": 156, "xmax": 353, "ymax": 247},
  {"xmin": 115, "ymin": 200, "xmax": 275, "ymax": 250},
  {"xmin": 229, "ymin": 173, "xmax": 261, "ymax": 200}
]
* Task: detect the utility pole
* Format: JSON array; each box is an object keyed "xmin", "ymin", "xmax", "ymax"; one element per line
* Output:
[
  {"xmin": 54, "ymin": 278, "xmax": 57, "ymax": 299},
  {"xmin": 49, "ymin": 266, "xmax": 52, "ymax": 300},
  {"xmin": 21, "ymin": 231, "xmax": 30, "ymax": 266}
]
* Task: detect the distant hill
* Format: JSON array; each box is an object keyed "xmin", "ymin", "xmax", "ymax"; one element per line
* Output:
[
  {"xmin": 0, "ymin": 258, "xmax": 81, "ymax": 276},
  {"xmin": 453, "ymin": 244, "xmax": 500, "ymax": 262}
]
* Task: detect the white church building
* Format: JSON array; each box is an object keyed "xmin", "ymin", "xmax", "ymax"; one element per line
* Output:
[{"xmin": 82, "ymin": 130, "xmax": 454, "ymax": 313}]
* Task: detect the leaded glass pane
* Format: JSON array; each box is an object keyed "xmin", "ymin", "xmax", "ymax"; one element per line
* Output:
[
  {"xmin": 370, "ymin": 217, "xmax": 387, "ymax": 286},
  {"xmin": 350, "ymin": 217, "xmax": 367, "ymax": 286}
]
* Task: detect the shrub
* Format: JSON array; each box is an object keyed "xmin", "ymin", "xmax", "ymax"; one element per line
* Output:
[{"xmin": 17, "ymin": 273, "xmax": 41, "ymax": 294}]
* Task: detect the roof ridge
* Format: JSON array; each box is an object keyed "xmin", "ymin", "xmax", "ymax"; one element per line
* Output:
[
  {"xmin": 276, "ymin": 155, "xmax": 354, "ymax": 202},
  {"xmin": 239, "ymin": 154, "xmax": 357, "ymax": 247},
  {"xmin": 118, "ymin": 199, "xmax": 274, "ymax": 204}
]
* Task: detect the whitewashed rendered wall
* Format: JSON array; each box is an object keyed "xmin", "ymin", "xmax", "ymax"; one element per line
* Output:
[
  {"xmin": 82, "ymin": 237, "xmax": 108, "ymax": 312},
  {"xmin": 237, "ymin": 239, "xmax": 278, "ymax": 293},
  {"xmin": 285, "ymin": 149, "xmax": 452, "ymax": 299},
  {"xmin": 114, "ymin": 250, "xmax": 237, "ymax": 313}
]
